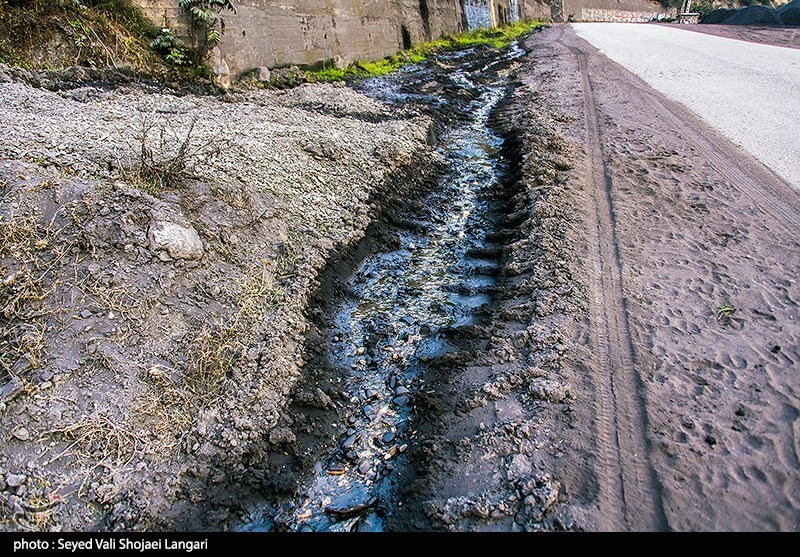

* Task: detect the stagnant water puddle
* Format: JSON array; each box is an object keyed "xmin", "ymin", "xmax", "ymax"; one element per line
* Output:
[{"xmin": 238, "ymin": 44, "xmax": 524, "ymax": 532}]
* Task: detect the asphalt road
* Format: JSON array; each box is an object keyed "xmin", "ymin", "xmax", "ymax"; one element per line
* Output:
[{"xmin": 572, "ymin": 23, "xmax": 800, "ymax": 191}]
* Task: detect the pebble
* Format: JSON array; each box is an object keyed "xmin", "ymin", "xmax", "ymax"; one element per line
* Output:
[
  {"xmin": 388, "ymin": 376, "xmax": 397, "ymax": 389},
  {"xmin": 347, "ymin": 415, "xmax": 357, "ymax": 425},
  {"xmin": 345, "ymin": 451, "xmax": 357, "ymax": 461},
  {"xmin": 342, "ymin": 434, "xmax": 357, "ymax": 450},
  {"xmin": 12, "ymin": 428, "xmax": 30, "ymax": 441},
  {"xmin": 364, "ymin": 388, "xmax": 378, "ymax": 400},
  {"xmin": 392, "ymin": 396, "xmax": 408, "ymax": 407},
  {"xmin": 80, "ymin": 309, "xmax": 92, "ymax": 319},
  {"xmin": 398, "ymin": 444, "xmax": 408, "ymax": 453},
  {"xmin": 313, "ymin": 462, "xmax": 323, "ymax": 474},
  {"xmin": 327, "ymin": 463, "xmax": 346, "ymax": 475},
  {"xmin": 362, "ymin": 404, "xmax": 373, "ymax": 416},
  {"xmin": 381, "ymin": 432, "xmax": 396, "ymax": 444},
  {"xmin": 395, "ymin": 386, "xmax": 410, "ymax": 396},
  {"xmin": 356, "ymin": 347, "xmax": 365, "ymax": 355},
  {"xmin": 358, "ymin": 461, "xmax": 371, "ymax": 475},
  {"xmin": 5, "ymin": 473, "xmax": 26, "ymax": 488}
]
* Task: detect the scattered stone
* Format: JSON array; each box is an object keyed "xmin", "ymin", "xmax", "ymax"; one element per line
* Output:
[
  {"xmin": 327, "ymin": 463, "xmax": 346, "ymax": 475},
  {"xmin": 507, "ymin": 454, "xmax": 532, "ymax": 481},
  {"xmin": 255, "ymin": 66, "xmax": 271, "ymax": 83},
  {"xmin": 325, "ymin": 496, "xmax": 377, "ymax": 518},
  {"xmin": 5, "ymin": 473, "xmax": 26, "ymax": 488},
  {"xmin": 342, "ymin": 434, "xmax": 357, "ymax": 450},
  {"xmin": 148, "ymin": 220, "xmax": 204, "ymax": 260},
  {"xmin": 12, "ymin": 428, "xmax": 30, "ymax": 442}
]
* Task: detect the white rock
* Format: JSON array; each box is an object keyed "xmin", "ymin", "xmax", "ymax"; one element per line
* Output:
[
  {"xmin": 507, "ymin": 454, "xmax": 532, "ymax": 481},
  {"xmin": 5, "ymin": 473, "xmax": 26, "ymax": 487},
  {"xmin": 256, "ymin": 66, "xmax": 271, "ymax": 82},
  {"xmin": 148, "ymin": 221, "xmax": 203, "ymax": 260}
]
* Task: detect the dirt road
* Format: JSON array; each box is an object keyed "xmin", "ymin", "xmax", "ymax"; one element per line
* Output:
[
  {"xmin": 536, "ymin": 25, "xmax": 800, "ymax": 530},
  {"xmin": 572, "ymin": 22, "xmax": 800, "ymax": 191}
]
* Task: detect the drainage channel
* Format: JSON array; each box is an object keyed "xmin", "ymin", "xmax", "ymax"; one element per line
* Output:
[{"xmin": 238, "ymin": 44, "xmax": 524, "ymax": 532}]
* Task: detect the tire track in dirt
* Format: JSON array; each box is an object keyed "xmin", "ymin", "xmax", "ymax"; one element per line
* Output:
[
  {"xmin": 558, "ymin": 28, "xmax": 668, "ymax": 532},
  {"xmin": 591, "ymin": 52, "xmax": 800, "ymax": 233},
  {"xmin": 580, "ymin": 38, "xmax": 800, "ymax": 508}
]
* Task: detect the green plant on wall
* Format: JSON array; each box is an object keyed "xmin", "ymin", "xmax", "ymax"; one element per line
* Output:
[
  {"xmin": 178, "ymin": 0, "xmax": 235, "ymax": 64},
  {"xmin": 149, "ymin": 27, "xmax": 190, "ymax": 65}
]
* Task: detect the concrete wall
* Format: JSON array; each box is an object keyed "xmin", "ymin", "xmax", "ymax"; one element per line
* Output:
[
  {"xmin": 560, "ymin": 0, "xmax": 674, "ymax": 21},
  {"xmin": 132, "ymin": 0, "xmax": 553, "ymax": 79}
]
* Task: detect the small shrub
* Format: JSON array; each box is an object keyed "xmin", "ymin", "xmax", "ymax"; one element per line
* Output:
[{"xmin": 149, "ymin": 28, "xmax": 191, "ymax": 66}]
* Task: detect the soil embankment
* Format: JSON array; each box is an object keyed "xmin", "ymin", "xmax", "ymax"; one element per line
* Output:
[{"xmin": 0, "ymin": 67, "xmax": 439, "ymax": 530}]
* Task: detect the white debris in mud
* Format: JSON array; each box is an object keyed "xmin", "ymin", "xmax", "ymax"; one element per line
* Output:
[{"xmin": 148, "ymin": 220, "xmax": 204, "ymax": 260}]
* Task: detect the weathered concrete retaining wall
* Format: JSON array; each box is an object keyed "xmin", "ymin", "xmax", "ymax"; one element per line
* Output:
[
  {"xmin": 560, "ymin": 0, "xmax": 674, "ymax": 22},
  {"xmin": 132, "ymin": 0, "xmax": 551, "ymax": 78}
]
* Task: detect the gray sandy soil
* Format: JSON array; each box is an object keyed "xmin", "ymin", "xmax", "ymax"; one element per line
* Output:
[
  {"xmin": 657, "ymin": 23, "xmax": 800, "ymax": 50},
  {"xmin": 539, "ymin": 25, "xmax": 800, "ymax": 530},
  {"xmin": 0, "ymin": 69, "xmax": 438, "ymax": 530}
]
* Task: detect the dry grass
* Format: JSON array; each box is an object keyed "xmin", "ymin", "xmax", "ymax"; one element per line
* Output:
[
  {"xmin": 0, "ymin": 211, "xmax": 62, "ymax": 378},
  {"xmin": 5, "ymin": 475, "xmax": 62, "ymax": 532},
  {"xmin": 121, "ymin": 112, "xmax": 232, "ymax": 193},
  {"xmin": 238, "ymin": 260, "xmax": 285, "ymax": 320},
  {"xmin": 47, "ymin": 414, "xmax": 142, "ymax": 469}
]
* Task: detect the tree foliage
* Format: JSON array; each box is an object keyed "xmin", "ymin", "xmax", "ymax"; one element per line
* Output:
[{"xmin": 177, "ymin": 0, "xmax": 235, "ymax": 64}]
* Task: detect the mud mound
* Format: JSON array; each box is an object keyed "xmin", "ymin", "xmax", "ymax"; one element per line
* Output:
[
  {"xmin": 725, "ymin": 5, "xmax": 782, "ymax": 26},
  {"xmin": 700, "ymin": 8, "xmax": 737, "ymax": 24}
]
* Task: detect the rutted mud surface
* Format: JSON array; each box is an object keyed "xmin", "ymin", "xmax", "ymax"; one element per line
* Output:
[
  {"xmin": 236, "ymin": 42, "xmax": 571, "ymax": 532},
  {"xmin": 3, "ymin": 22, "xmax": 799, "ymax": 533}
]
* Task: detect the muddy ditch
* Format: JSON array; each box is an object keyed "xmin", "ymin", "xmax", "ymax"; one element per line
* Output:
[{"xmin": 233, "ymin": 38, "xmax": 588, "ymax": 532}]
